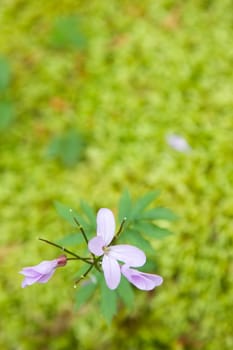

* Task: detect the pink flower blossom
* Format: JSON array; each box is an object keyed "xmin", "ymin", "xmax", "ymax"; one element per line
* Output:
[
  {"xmin": 88, "ymin": 208, "xmax": 146, "ymax": 290},
  {"xmin": 121, "ymin": 265, "xmax": 163, "ymax": 291},
  {"xmin": 19, "ymin": 255, "xmax": 67, "ymax": 288}
]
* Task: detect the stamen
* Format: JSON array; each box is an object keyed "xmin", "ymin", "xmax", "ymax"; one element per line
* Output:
[{"xmin": 103, "ymin": 246, "xmax": 110, "ymax": 254}]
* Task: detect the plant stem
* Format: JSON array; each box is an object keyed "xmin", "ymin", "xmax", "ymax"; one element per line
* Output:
[
  {"xmin": 38, "ymin": 237, "xmax": 92, "ymax": 264},
  {"xmin": 72, "ymin": 216, "xmax": 89, "ymax": 244},
  {"xmin": 72, "ymin": 215, "xmax": 97, "ymax": 262},
  {"xmin": 112, "ymin": 217, "xmax": 127, "ymax": 243},
  {"xmin": 117, "ymin": 217, "xmax": 127, "ymax": 235},
  {"xmin": 74, "ymin": 264, "xmax": 94, "ymax": 285}
]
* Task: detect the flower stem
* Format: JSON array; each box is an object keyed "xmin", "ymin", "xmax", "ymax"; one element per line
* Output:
[
  {"xmin": 72, "ymin": 216, "xmax": 89, "ymax": 244},
  {"xmin": 74, "ymin": 264, "xmax": 94, "ymax": 285},
  {"xmin": 112, "ymin": 217, "xmax": 127, "ymax": 243},
  {"xmin": 72, "ymin": 214, "xmax": 97, "ymax": 262},
  {"xmin": 117, "ymin": 217, "xmax": 127, "ymax": 235},
  {"xmin": 38, "ymin": 237, "xmax": 92, "ymax": 264}
]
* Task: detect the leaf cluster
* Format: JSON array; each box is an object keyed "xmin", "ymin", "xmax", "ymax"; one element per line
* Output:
[
  {"xmin": 54, "ymin": 190, "xmax": 176, "ymax": 322},
  {"xmin": 118, "ymin": 190, "xmax": 177, "ymax": 254}
]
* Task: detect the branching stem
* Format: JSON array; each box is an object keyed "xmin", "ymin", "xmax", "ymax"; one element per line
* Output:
[
  {"xmin": 72, "ymin": 216, "xmax": 89, "ymax": 244},
  {"xmin": 38, "ymin": 237, "xmax": 92, "ymax": 264}
]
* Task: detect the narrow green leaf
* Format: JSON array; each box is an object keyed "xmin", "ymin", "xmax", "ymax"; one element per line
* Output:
[
  {"xmin": 57, "ymin": 232, "xmax": 85, "ymax": 246},
  {"xmin": 100, "ymin": 277, "xmax": 117, "ymax": 323},
  {"xmin": 122, "ymin": 229, "xmax": 154, "ymax": 254},
  {"xmin": 136, "ymin": 222, "xmax": 173, "ymax": 239},
  {"xmin": 54, "ymin": 201, "xmax": 79, "ymax": 226},
  {"xmin": 0, "ymin": 102, "xmax": 14, "ymax": 130},
  {"xmin": 140, "ymin": 207, "xmax": 178, "ymax": 221},
  {"xmin": 50, "ymin": 16, "xmax": 86, "ymax": 50},
  {"xmin": 75, "ymin": 282, "xmax": 96, "ymax": 309},
  {"xmin": 61, "ymin": 130, "xmax": 85, "ymax": 167},
  {"xmin": 80, "ymin": 200, "xmax": 96, "ymax": 229},
  {"xmin": 117, "ymin": 276, "xmax": 134, "ymax": 309},
  {"xmin": 47, "ymin": 130, "xmax": 86, "ymax": 167},
  {"xmin": 118, "ymin": 189, "xmax": 131, "ymax": 222},
  {"xmin": 130, "ymin": 190, "xmax": 160, "ymax": 220},
  {"xmin": 72, "ymin": 264, "xmax": 93, "ymax": 280},
  {"xmin": 0, "ymin": 57, "xmax": 11, "ymax": 90},
  {"xmin": 152, "ymin": 225, "xmax": 173, "ymax": 238}
]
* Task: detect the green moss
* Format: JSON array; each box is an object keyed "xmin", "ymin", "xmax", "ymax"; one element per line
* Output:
[{"xmin": 0, "ymin": 0, "xmax": 232, "ymax": 349}]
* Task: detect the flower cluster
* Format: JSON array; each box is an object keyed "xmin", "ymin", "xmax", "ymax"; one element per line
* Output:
[{"xmin": 20, "ymin": 208, "xmax": 163, "ymax": 291}]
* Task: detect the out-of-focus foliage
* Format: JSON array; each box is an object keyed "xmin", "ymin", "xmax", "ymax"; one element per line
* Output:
[
  {"xmin": 49, "ymin": 15, "xmax": 87, "ymax": 50},
  {"xmin": 0, "ymin": 0, "xmax": 232, "ymax": 349},
  {"xmin": 0, "ymin": 56, "xmax": 11, "ymax": 90},
  {"xmin": 46, "ymin": 129, "xmax": 87, "ymax": 167},
  {"xmin": 0, "ymin": 56, "xmax": 15, "ymax": 130},
  {"xmin": 0, "ymin": 101, "xmax": 14, "ymax": 130}
]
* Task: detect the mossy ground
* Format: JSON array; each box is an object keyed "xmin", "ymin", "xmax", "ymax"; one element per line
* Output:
[{"xmin": 0, "ymin": 1, "xmax": 232, "ymax": 349}]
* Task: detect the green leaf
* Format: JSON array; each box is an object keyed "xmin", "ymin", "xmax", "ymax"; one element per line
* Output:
[
  {"xmin": 80, "ymin": 200, "xmax": 96, "ymax": 229},
  {"xmin": 50, "ymin": 16, "xmax": 86, "ymax": 50},
  {"xmin": 117, "ymin": 276, "xmax": 134, "ymax": 309},
  {"xmin": 54, "ymin": 201, "xmax": 79, "ymax": 226},
  {"xmin": 47, "ymin": 129, "xmax": 86, "ymax": 167},
  {"xmin": 151, "ymin": 225, "xmax": 173, "ymax": 238},
  {"xmin": 122, "ymin": 228, "xmax": 154, "ymax": 254},
  {"xmin": 130, "ymin": 190, "xmax": 160, "ymax": 220},
  {"xmin": 136, "ymin": 222, "xmax": 173, "ymax": 239},
  {"xmin": 57, "ymin": 232, "xmax": 85, "ymax": 246},
  {"xmin": 100, "ymin": 277, "xmax": 117, "ymax": 323},
  {"xmin": 0, "ymin": 102, "xmax": 14, "ymax": 130},
  {"xmin": 72, "ymin": 264, "xmax": 93, "ymax": 280},
  {"xmin": 118, "ymin": 189, "xmax": 132, "ymax": 222},
  {"xmin": 75, "ymin": 282, "xmax": 96, "ymax": 309},
  {"xmin": 140, "ymin": 207, "xmax": 178, "ymax": 221},
  {"xmin": 0, "ymin": 57, "xmax": 11, "ymax": 90}
]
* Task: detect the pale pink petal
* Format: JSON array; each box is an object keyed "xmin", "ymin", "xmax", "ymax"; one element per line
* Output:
[
  {"xmin": 121, "ymin": 265, "xmax": 163, "ymax": 291},
  {"xmin": 20, "ymin": 268, "xmax": 41, "ymax": 278},
  {"xmin": 88, "ymin": 236, "xmax": 105, "ymax": 256},
  {"xmin": 37, "ymin": 269, "xmax": 57, "ymax": 283},
  {"xmin": 19, "ymin": 257, "xmax": 67, "ymax": 288},
  {"xmin": 109, "ymin": 244, "xmax": 146, "ymax": 267},
  {"xmin": 102, "ymin": 255, "xmax": 121, "ymax": 290},
  {"xmin": 30, "ymin": 260, "xmax": 58, "ymax": 274},
  {"xmin": 21, "ymin": 275, "xmax": 42, "ymax": 288},
  {"xmin": 97, "ymin": 208, "xmax": 116, "ymax": 245}
]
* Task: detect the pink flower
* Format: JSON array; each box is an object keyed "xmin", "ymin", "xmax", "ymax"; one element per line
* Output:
[
  {"xmin": 19, "ymin": 255, "xmax": 67, "ymax": 288},
  {"xmin": 121, "ymin": 265, "xmax": 163, "ymax": 291},
  {"xmin": 88, "ymin": 208, "xmax": 146, "ymax": 290}
]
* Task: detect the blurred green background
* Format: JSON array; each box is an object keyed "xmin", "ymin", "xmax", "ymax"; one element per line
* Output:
[{"xmin": 0, "ymin": 0, "xmax": 232, "ymax": 349}]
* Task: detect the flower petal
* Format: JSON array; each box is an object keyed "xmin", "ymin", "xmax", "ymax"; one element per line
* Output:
[
  {"xmin": 19, "ymin": 258, "xmax": 66, "ymax": 288},
  {"xmin": 19, "ymin": 267, "xmax": 42, "ymax": 278},
  {"xmin": 97, "ymin": 208, "xmax": 116, "ymax": 246},
  {"xmin": 37, "ymin": 269, "xmax": 57, "ymax": 283},
  {"xmin": 121, "ymin": 265, "xmax": 163, "ymax": 291},
  {"xmin": 21, "ymin": 275, "xmax": 42, "ymax": 288},
  {"xmin": 102, "ymin": 255, "xmax": 121, "ymax": 290},
  {"xmin": 109, "ymin": 244, "xmax": 146, "ymax": 267},
  {"xmin": 88, "ymin": 236, "xmax": 105, "ymax": 256},
  {"xmin": 27, "ymin": 260, "xmax": 58, "ymax": 275}
]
